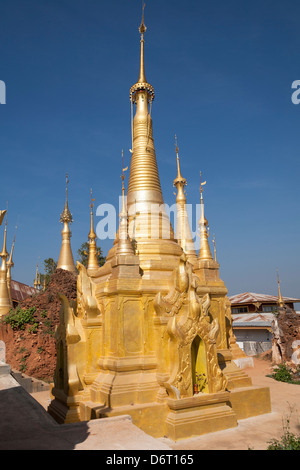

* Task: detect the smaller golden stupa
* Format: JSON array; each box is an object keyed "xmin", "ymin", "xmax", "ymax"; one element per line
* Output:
[
  {"xmin": 57, "ymin": 174, "xmax": 76, "ymax": 274},
  {"xmin": 0, "ymin": 216, "xmax": 12, "ymax": 317},
  {"xmin": 87, "ymin": 189, "xmax": 100, "ymax": 273},
  {"xmin": 173, "ymin": 136, "xmax": 198, "ymax": 265},
  {"xmin": 33, "ymin": 263, "xmax": 41, "ymax": 290},
  {"xmin": 6, "ymin": 229, "xmax": 16, "ymax": 304},
  {"xmin": 276, "ymin": 269, "xmax": 285, "ymax": 308}
]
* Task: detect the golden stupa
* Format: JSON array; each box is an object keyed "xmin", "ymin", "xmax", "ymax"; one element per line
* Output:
[
  {"xmin": 0, "ymin": 215, "xmax": 12, "ymax": 317},
  {"xmin": 56, "ymin": 174, "xmax": 77, "ymax": 274},
  {"xmin": 6, "ymin": 230, "xmax": 16, "ymax": 304},
  {"xmin": 48, "ymin": 8, "xmax": 271, "ymax": 440}
]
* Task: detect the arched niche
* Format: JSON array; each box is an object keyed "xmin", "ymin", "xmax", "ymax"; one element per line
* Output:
[{"xmin": 191, "ymin": 335, "xmax": 208, "ymax": 394}]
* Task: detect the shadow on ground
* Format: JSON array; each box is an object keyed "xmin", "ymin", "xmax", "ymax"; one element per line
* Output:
[{"xmin": 0, "ymin": 384, "xmax": 89, "ymax": 450}]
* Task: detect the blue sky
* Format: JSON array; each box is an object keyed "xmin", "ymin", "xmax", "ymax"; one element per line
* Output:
[{"xmin": 1, "ymin": 0, "xmax": 300, "ymax": 303}]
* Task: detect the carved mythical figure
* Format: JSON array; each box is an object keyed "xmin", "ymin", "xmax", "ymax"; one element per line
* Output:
[
  {"xmin": 77, "ymin": 261, "xmax": 99, "ymax": 319},
  {"xmin": 54, "ymin": 294, "xmax": 84, "ymax": 397}
]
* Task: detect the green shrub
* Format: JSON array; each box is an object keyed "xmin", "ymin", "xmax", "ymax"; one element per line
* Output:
[
  {"xmin": 1, "ymin": 306, "xmax": 37, "ymax": 331},
  {"xmin": 268, "ymin": 363, "xmax": 300, "ymax": 385},
  {"xmin": 272, "ymin": 363, "xmax": 294, "ymax": 383},
  {"xmin": 267, "ymin": 413, "xmax": 300, "ymax": 450},
  {"xmin": 267, "ymin": 432, "xmax": 300, "ymax": 450},
  {"xmin": 28, "ymin": 322, "xmax": 39, "ymax": 334},
  {"xmin": 19, "ymin": 362, "xmax": 27, "ymax": 372}
]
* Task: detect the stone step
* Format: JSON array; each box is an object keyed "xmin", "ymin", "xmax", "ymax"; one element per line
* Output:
[
  {"xmin": 0, "ymin": 362, "xmax": 11, "ymax": 376},
  {"xmin": 10, "ymin": 369, "xmax": 50, "ymax": 393}
]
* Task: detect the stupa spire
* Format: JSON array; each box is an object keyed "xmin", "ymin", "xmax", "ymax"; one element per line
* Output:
[
  {"xmin": 57, "ymin": 174, "xmax": 76, "ymax": 273},
  {"xmin": 276, "ymin": 269, "xmax": 284, "ymax": 308},
  {"xmin": 212, "ymin": 234, "xmax": 217, "ymax": 262},
  {"xmin": 0, "ymin": 217, "xmax": 12, "ymax": 316},
  {"xmin": 173, "ymin": 135, "xmax": 187, "ymax": 187},
  {"xmin": 130, "ymin": 1, "xmax": 154, "ymax": 100},
  {"xmin": 0, "ymin": 216, "xmax": 9, "ymax": 260},
  {"xmin": 173, "ymin": 136, "xmax": 197, "ymax": 264},
  {"xmin": 33, "ymin": 263, "xmax": 39, "ymax": 289},
  {"xmin": 7, "ymin": 227, "xmax": 16, "ymax": 304},
  {"xmin": 198, "ymin": 172, "xmax": 213, "ymax": 261},
  {"xmin": 138, "ymin": 1, "xmax": 147, "ymax": 84},
  {"xmin": 116, "ymin": 150, "xmax": 134, "ymax": 255},
  {"xmin": 127, "ymin": 4, "xmax": 175, "ymax": 247},
  {"xmin": 87, "ymin": 189, "xmax": 99, "ymax": 271}
]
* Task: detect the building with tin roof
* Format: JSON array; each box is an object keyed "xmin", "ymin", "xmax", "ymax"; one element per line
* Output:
[
  {"xmin": 229, "ymin": 292, "xmax": 300, "ymax": 356},
  {"xmin": 10, "ymin": 280, "xmax": 38, "ymax": 309}
]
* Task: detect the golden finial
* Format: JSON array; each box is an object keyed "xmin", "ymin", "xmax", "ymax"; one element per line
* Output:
[
  {"xmin": 65, "ymin": 173, "xmax": 69, "ymax": 198},
  {"xmin": 173, "ymin": 135, "xmax": 186, "ymax": 186},
  {"xmin": 213, "ymin": 234, "xmax": 217, "ymax": 262},
  {"xmin": 198, "ymin": 171, "xmax": 212, "ymax": 260},
  {"xmin": 139, "ymin": 1, "xmax": 147, "ymax": 36},
  {"xmin": 276, "ymin": 269, "xmax": 284, "ymax": 308},
  {"xmin": 175, "ymin": 134, "xmax": 179, "ymax": 157},
  {"xmin": 130, "ymin": 0, "xmax": 154, "ymax": 101},
  {"xmin": 121, "ymin": 149, "xmax": 128, "ymax": 189},
  {"xmin": 88, "ymin": 188, "xmax": 96, "ymax": 241},
  {"xmin": 138, "ymin": 1, "xmax": 147, "ymax": 84},
  {"xmin": 90, "ymin": 188, "xmax": 95, "ymax": 210},
  {"xmin": 60, "ymin": 173, "xmax": 73, "ymax": 224},
  {"xmin": 199, "ymin": 171, "xmax": 208, "ymax": 227},
  {"xmin": 0, "ymin": 215, "xmax": 8, "ymax": 259},
  {"xmin": 200, "ymin": 171, "xmax": 207, "ymax": 201}
]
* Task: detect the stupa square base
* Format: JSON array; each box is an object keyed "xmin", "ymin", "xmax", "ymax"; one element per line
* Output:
[
  {"xmin": 98, "ymin": 401, "xmax": 168, "ymax": 438},
  {"xmin": 82, "ymin": 391, "xmax": 239, "ymax": 441},
  {"xmin": 95, "ymin": 387, "xmax": 271, "ymax": 441},
  {"xmin": 165, "ymin": 391, "xmax": 237, "ymax": 441},
  {"xmin": 228, "ymin": 385, "xmax": 272, "ymax": 420},
  {"xmin": 48, "ymin": 393, "xmax": 82, "ymax": 424}
]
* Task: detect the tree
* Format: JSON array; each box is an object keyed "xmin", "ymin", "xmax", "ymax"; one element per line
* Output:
[
  {"xmin": 77, "ymin": 242, "xmax": 106, "ymax": 268},
  {"xmin": 44, "ymin": 258, "xmax": 57, "ymax": 276},
  {"xmin": 39, "ymin": 258, "xmax": 57, "ymax": 289}
]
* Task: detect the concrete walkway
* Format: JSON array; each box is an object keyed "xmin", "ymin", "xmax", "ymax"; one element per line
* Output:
[
  {"xmin": 0, "ymin": 358, "xmax": 299, "ymax": 450},
  {"xmin": 0, "ymin": 368, "xmax": 171, "ymax": 450}
]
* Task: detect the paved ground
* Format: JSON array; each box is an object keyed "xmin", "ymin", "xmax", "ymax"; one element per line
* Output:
[
  {"xmin": 0, "ymin": 371, "xmax": 171, "ymax": 450},
  {"xmin": 0, "ymin": 358, "xmax": 299, "ymax": 450}
]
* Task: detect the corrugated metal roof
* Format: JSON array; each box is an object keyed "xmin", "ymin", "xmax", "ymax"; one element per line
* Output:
[
  {"xmin": 11, "ymin": 280, "xmax": 38, "ymax": 303},
  {"xmin": 228, "ymin": 292, "xmax": 300, "ymax": 305},
  {"xmin": 232, "ymin": 312, "xmax": 274, "ymax": 327}
]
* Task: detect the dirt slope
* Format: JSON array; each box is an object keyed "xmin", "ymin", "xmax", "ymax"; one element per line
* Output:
[{"xmin": 0, "ymin": 269, "xmax": 77, "ymax": 382}]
